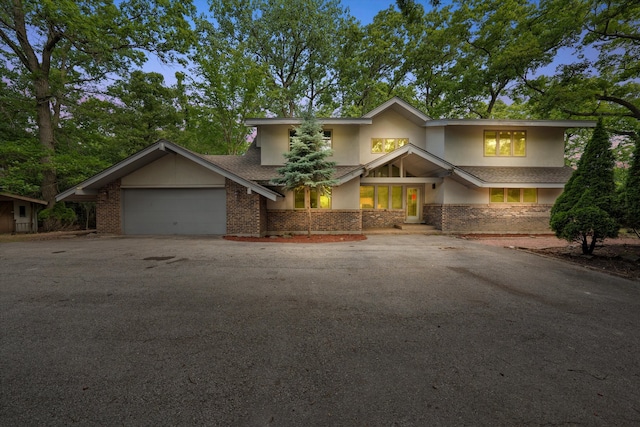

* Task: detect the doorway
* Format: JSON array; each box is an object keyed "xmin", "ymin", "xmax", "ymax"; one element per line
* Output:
[{"xmin": 405, "ymin": 187, "xmax": 421, "ymax": 223}]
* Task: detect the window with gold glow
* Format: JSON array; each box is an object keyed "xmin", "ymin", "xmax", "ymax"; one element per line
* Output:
[
  {"xmin": 371, "ymin": 138, "xmax": 408, "ymax": 154},
  {"xmin": 490, "ymin": 188, "xmax": 537, "ymax": 203},
  {"xmin": 484, "ymin": 131, "xmax": 526, "ymax": 157}
]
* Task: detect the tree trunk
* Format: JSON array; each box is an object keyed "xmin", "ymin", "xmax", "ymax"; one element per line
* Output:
[{"xmin": 34, "ymin": 76, "xmax": 57, "ymax": 208}]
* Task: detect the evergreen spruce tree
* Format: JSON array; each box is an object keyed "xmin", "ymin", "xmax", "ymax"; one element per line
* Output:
[
  {"xmin": 622, "ymin": 135, "xmax": 640, "ymax": 237},
  {"xmin": 271, "ymin": 114, "xmax": 338, "ymax": 236},
  {"xmin": 550, "ymin": 120, "xmax": 619, "ymax": 254}
]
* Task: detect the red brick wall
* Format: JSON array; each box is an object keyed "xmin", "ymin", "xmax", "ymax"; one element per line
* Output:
[
  {"xmin": 362, "ymin": 209, "xmax": 405, "ymax": 229},
  {"xmin": 96, "ymin": 180, "xmax": 122, "ymax": 234},
  {"xmin": 226, "ymin": 179, "xmax": 266, "ymax": 236},
  {"xmin": 424, "ymin": 203, "xmax": 553, "ymax": 233},
  {"xmin": 267, "ymin": 209, "xmax": 362, "ymax": 234}
]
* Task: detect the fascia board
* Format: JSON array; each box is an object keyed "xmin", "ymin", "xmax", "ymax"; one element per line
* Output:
[
  {"xmin": 425, "ymin": 119, "xmax": 597, "ymax": 128},
  {"xmin": 245, "ymin": 118, "xmax": 372, "ymax": 126}
]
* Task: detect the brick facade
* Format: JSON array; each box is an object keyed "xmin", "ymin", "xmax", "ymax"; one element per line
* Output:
[
  {"xmin": 226, "ymin": 179, "xmax": 267, "ymax": 237},
  {"xmin": 362, "ymin": 209, "xmax": 405, "ymax": 229},
  {"xmin": 96, "ymin": 180, "xmax": 122, "ymax": 234},
  {"xmin": 267, "ymin": 209, "xmax": 362, "ymax": 234},
  {"xmin": 423, "ymin": 203, "xmax": 553, "ymax": 233}
]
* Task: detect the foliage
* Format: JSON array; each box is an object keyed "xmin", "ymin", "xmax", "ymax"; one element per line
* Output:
[
  {"xmin": 621, "ymin": 136, "xmax": 640, "ymax": 234},
  {"xmin": 209, "ymin": 0, "xmax": 353, "ymax": 117},
  {"xmin": 550, "ymin": 121, "xmax": 618, "ymax": 254},
  {"xmin": 38, "ymin": 202, "xmax": 77, "ymax": 232},
  {"xmin": 188, "ymin": 19, "xmax": 265, "ymax": 154},
  {"xmin": 271, "ymin": 114, "xmax": 337, "ymax": 235},
  {"xmin": 0, "ymin": 0, "xmax": 196, "ymax": 208}
]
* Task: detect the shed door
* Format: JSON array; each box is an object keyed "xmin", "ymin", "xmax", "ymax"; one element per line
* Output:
[
  {"xmin": 123, "ymin": 188, "xmax": 226, "ymax": 235},
  {"xmin": 0, "ymin": 202, "xmax": 13, "ymax": 233}
]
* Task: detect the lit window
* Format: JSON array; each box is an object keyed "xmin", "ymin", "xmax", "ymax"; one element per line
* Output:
[
  {"xmin": 484, "ymin": 131, "xmax": 526, "ymax": 157},
  {"xmin": 360, "ymin": 186, "xmax": 374, "ymax": 209},
  {"xmin": 289, "ymin": 129, "xmax": 332, "ymax": 151},
  {"xmin": 490, "ymin": 188, "xmax": 537, "ymax": 203},
  {"xmin": 294, "ymin": 187, "xmax": 331, "ymax": 209},
  {"xmin": 371, "ymin": 138, "xmax": 409, "ymax": 154},
  {"xmin": 359, "ymin": 185, "xmax": 404, "ymax": 209}
]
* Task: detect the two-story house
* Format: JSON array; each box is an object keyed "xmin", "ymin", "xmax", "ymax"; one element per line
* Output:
[{"xmin": 57, "ymin": 97, "xmax": 595, "ymax": 236}]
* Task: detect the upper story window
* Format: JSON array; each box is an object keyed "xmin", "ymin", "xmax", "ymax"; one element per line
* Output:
[
  {"xmin": 484, "ymin": 131, "xmax": 526, "ymax": 157},
  {"xmin": 289, "ymin": 129, "xmax": 332, "ymax": 151},
  {"xmin": 371, "ymin": 138, "xmax": 408, "ymax": 154}
]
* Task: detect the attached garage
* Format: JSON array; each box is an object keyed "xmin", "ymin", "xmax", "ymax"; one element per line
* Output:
[
  {"xmin": 123, "ymin": 188, "xmax": 226, "ymax": 235},
  {"xmin": 55, "ymin": 140, "xmax": 282, "ymax": 236}
]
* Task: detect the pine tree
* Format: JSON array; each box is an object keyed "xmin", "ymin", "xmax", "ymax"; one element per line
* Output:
[
  {"xmin": 271, "ymin": 114, "xmax": 338, "ymax": 236},
  {"xmin": 550, "ymin": 120, "xmax": 619, "ymax": 254},
  {"xmin": 622, "ymin": 135, "xmax": 640, "ymax": 237}
]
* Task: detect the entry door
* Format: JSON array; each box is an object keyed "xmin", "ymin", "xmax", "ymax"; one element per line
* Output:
[{"xmin": 406, "ymin": 187, "xmax": 420, "ymax": 223}]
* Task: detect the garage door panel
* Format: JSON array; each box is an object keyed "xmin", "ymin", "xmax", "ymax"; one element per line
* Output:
[{"xmin": 123, "ymin": 189, "xmax": 225, "ymax": 235}]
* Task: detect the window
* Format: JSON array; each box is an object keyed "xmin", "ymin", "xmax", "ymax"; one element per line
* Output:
[
  {"xmin": 490, "ymin": 188, "xmax": 537, "ymax": 203},
  {"xmin": 484, "ymin": 131, "xmax": 526, "ymax": 157},
  {"xmin": 371, "ymin": 138, "xmax": 408, "ymax": 154},
  {"xmin": 294, "ymin": 188, "xmax": 331, "ymax": 209},
  {"xmin": 289, "ymin": 129, "xmax": 332, "ymax": 151},
  {"xmin": 19, "ymin": 205, "xmax": 26, "ymax": 218},
  {"xmin": 360, "ymin": 185, "xmax": 404, "ymax": 209}
]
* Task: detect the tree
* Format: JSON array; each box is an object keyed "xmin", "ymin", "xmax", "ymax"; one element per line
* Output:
[
  {"xmin": 188, "ymin": 18, "xmax": 265, "ymax": 154},
  {"xmin": 399, "ymin": 0, "xmax": 583, "ymax": 118},
  {"xmin": 209, "ymin": 0, "xmax": 353, "ymax": 116},
  {"xmin": 522, "ymin": 0, "xmax": 640, "ymax": 139},
  {"xmin": 550, "ymin": 120, "xmax": 619, "ymax": 254},
  {"xmin": 0, "ymin": 0, "xmax": 195, "ymax": 207},
  {"xmin": 621, "ymin": 136, "xmax": 640, "ymax": 236},
  {"xmin": 271, "ymin": 115, "xmax": 337, "ymax": 236}
]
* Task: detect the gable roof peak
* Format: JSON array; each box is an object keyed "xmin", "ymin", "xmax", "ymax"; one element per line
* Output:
[{"xmin": 362, "ymin": 97, "xmax": 430, "ymax": 125}]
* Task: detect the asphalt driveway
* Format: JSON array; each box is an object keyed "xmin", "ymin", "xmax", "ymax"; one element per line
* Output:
[{"xmin": 1, "ymin": 234, "xmax": 639, "ymax": 426}]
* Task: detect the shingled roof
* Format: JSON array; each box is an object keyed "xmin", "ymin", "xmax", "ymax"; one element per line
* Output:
[
  {"xmin": 456, "ymin": 166, "xmax": 575, "ymax": 185},
  {"xmin": 204, "ymin": 142, "xmax": 362, "ymax": 185}
]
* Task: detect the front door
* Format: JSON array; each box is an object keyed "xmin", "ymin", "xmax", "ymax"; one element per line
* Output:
[{"xmin": 406, "ymin": 187, "xmax": 420, "ymax": 223}]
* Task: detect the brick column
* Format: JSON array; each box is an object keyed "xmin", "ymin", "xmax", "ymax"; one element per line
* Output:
[{"xmin": 96, "ymin": 180, "xmax": 122, "ymax": 234}]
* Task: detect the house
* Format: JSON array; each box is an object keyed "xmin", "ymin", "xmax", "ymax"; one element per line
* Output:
[
  {"xmin": 0, "ymin": 192, "xmax": 47, "ymax": 233},
  {"xmin": 56, "ymin": 97, "xmax": 595, "ymax": 236}
]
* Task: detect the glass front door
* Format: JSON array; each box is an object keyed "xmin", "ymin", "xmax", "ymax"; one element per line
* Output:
[{"xmin": 406, "ymin": 187, "xmax": 420, "ymax": 223}]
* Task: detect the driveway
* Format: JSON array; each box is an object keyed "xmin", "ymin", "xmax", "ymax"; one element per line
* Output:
[{"xmin": 1, "ymin": 235, "xmax": 639, "ymax": 425}]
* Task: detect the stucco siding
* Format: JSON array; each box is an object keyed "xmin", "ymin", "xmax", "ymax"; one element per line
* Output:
[
  {"xmin": 425, "ymin": 127, "xmax": 445, "ymax": 158},
  {"xmin": 121, "ymin": 154, "xmax": 225, "ymax": 187},
  {"xmin": 359, "ymin": 110, "xmax": 426, "ymax": 164},
  {"xmin": 443, "ymin": 126, "xmax": 566, "ymax": 166}
]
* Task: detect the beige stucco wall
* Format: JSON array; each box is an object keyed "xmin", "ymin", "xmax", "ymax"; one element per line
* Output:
[
  {"xmin": 443, "ymin": 126, "xmax": 565, "ymax": 166},
  {"xmin": 425, "ymin": 127, "xmax": 445, "ymax": 158},
  {"xmin": 121, "ymin": 154, "xmax": 225, "ymax": 187},
  {"xmin": 259, "ymin": 124, "xmax": 361, "ymax": 166},
  {"xmin": 359, "ymin": 110, "xmax": 426, "ymax": 164}
]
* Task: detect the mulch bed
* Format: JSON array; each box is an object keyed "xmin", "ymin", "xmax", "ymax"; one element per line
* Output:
[{"xmin": 529, "ymin": 244, "xmax": 640, "ymax": 281}]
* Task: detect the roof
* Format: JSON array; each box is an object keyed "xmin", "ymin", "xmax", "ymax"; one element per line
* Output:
[
  {"xmin": 204, "ymin": 142, "xmax": 362, "ymax": 185},
  {"xmin": 245, "ymin": 118, "xmax": 371, "ymax": 126},
  {"xmin": 56, "ymin": 140, "xmax": 283, "ymax": 202},
  {"xmin": 0, "ymin": 192, "xmax": 47, "ymax": 205},
  {"xmin": 362, "ymin": 97, "xmax": 430, "ymax": 125},
  {"xmin": 426, "ymin": 119, "xmax": 597, "ymax": 128},
  {"xmin": 453, "ymin": 166, "xmax": 575, "ymax": 188}
]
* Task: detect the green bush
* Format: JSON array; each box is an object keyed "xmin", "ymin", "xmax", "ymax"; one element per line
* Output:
[{"xmin": 39, "ymin": 203, "xmax": 77, "ymax": 232}]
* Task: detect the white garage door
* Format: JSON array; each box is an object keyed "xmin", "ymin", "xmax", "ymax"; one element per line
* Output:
[{"xmin": 123, "ymin": 188, "xmax": 226, "ymax": 235}]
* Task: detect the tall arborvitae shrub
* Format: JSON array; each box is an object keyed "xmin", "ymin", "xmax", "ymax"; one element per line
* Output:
[
  {"xmin": 622, "ymin": 135, "xmax": 640, "ymax": 237},
  {"xmin": 550, "ymin": 120, "xmax": 618, "ymax": 254}
]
